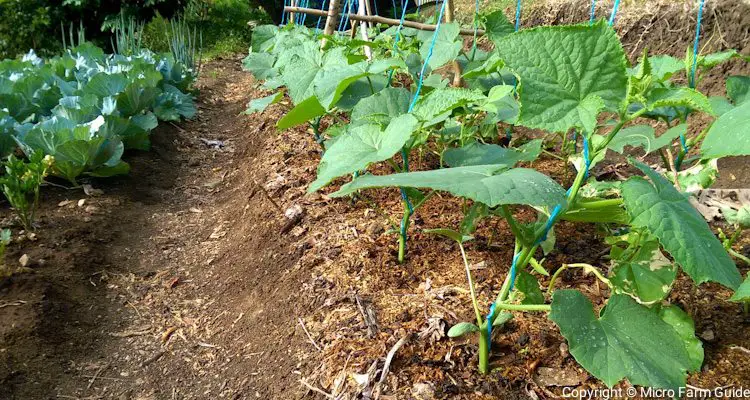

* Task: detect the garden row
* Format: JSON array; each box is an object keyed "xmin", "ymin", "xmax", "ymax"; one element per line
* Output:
[
  {"xmin": 0, "ymin": 36, "xmax": 196, "ymax": 235},
  {"xmin": 243, "ymin": 8, "xmax": 750, "ymax": 391}
]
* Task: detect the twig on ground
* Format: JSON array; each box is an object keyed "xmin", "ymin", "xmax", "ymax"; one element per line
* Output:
[
  {"xmin": 253, "ymin": 181, "xmax": 283, "ymax": 215},
  {"xmin": 298, "ymin": 317, "xmax": 322, "ymax": 352},
  {"xmin": 300, "ymin": 378, "xmax": 334, "ymax": 398},
  {"xmin": 0, "ymin": 300, "xmax": 27, "ymax": 308},
  {"xmin": 140, "ymin": 350, "xmax": 166, "ymax": 367},
  {"xmin": 87, "ymin": 362, "xmax": 110, "ymax": 390}
]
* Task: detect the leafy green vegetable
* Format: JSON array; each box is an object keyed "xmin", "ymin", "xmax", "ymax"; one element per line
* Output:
[
  {"xmin": 334, "ymin": 166, "xmax": 567, "ymax": 209},
  {"xmin": 621, "ymin": 160, "xmax": 741, "ymax": 289},
  {"xmin": 702, "ymin": 101, "xmax": 750, "ymax": 158},
  {"xmin": 309, "ymin": 114, "xmax": 418, "ymax": 192},
  {"xmin": 495, "ymin": 21, "xmax": 627, "ymax": 133},
  {"xmin": 551, "ymin": 290, "xmax": 694, "ymax": 389}
]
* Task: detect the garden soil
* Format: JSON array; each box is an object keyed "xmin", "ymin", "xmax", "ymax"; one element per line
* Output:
[{"xmin": 1, "ymin": 1, "xmax": 750, "ymax": 399}]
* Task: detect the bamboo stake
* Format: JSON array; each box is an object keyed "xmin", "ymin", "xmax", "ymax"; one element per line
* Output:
[
  {"xmin": 284, "ymin": 6, "xmax": 485, "ymax": 36},
  {"xmin": 358, "ymin": 0, "xmax": 373, "ymax": 59},
  {"xmin": 444, "ymin": 0, "xmax": 464, "ymax": 87},
  {"xmin": 322, "ymin": 0, "xmax": 343, "ymax": 45}
]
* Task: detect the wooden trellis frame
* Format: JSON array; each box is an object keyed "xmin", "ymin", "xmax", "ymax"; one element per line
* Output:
[{"xmin": 282, "ymin": 5, "xmax": 485, "ymax": 36}]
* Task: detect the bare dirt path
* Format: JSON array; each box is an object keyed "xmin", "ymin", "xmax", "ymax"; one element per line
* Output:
[{"xmin": 0, "ymin": 58, "xmax": 311, "ymax": 400}]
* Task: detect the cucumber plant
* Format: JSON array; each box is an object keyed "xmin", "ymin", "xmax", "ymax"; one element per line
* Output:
[{"xmin": 244, "ymin": 15, "xmax": 750, "ymax": 391}]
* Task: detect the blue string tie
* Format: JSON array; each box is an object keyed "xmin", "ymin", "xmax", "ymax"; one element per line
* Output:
[
  {"xmin": 589, "ymin": 0, "xmax": 597, "ymax": 24},
  {"xmin": 514, "ymin": 0, "xmax": 522, "ymax": 31},
  {"xmin": 608, "ymin": 0, "xmax": 621, "ymax": 26}
]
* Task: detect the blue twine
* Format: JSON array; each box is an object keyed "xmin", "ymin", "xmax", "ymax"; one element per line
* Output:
[
  {"xmin": 679, "ymin": 0, "xmax": 706, "ymax": 168},
  {"xmin": 373, "ymin": 0, "xmax": 378, "ymax": 16},
  {"xmin": 337, "ymin": 0, "xmax": 348, "ymax": 31},
  {"xmin": 407, "ymin": 0, "xmax": 447, "ymax": 112},
  {"xmin": 589, "ymin": 0, "xmax": 597, "ymax": 24},
  {"xmin": 281, "ymin": 0, "xmax": 288, "ymax": 25},
  {"xmin": 514, "ymin": 0, "xmax": 522, "ymax": 31},
  {"xmin": 608, "ymin": 0, "xmax": 621, "ymax": 26},
  {"xmin": 690, "ymin": 0, "xmax": 706, "ymax": 89},
  {"xmin": 301, "ymin": 0, "xmax": 311, "ymax": 24},
  {"xmin": 314, "ymin": 0, "xmax": 328, "ymax": 37},
  {"xmin": 486, "ymin": 302, "xmax": 497, "ymax": 347},
  {"xmin": 398, "ymin": 0, "xmax": 448, "ymax": 250},
  {"xmin": 392, "ymin": 0, "xmax": 398, "ymax": 18},
  {"xmin": 387, "ymin": 0, "xmax": 411, "ymax": 84}
]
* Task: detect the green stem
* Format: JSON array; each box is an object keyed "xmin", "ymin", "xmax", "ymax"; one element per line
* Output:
[
  {"xmin": 729, "ymin": 248, "xmax": 750, "ymax": 266},
  {"xmin": 577, "ymin": 198, "xmax": 623, "ymax": 210},
  {"xmin": 494, "ymin": 303, "xmax": 551, "ymax": 312},
  {"xmin": 499, "ymin": 205, "xmax": 530, "ymax": 246},
  {"xmin": 478, "ymin": 327, "xmax": 489, "ymax": 374},
  {"xmin": 459, "ymin": 242, "xmax": 483, "ymax": 326},
  {"xmin": 477, "ymin": 108, "xmax": 644, "ymax": 375},
  {"xmin": 398, "ymin": 206, "xmax": 409, "ymax": 263},
  {"xmin": 548, "ymin": 263, "xmax": 612, "ymax": 295}
]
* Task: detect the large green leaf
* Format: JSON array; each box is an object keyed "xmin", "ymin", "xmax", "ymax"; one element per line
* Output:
[
  {"xmin": 84, "ymin": 72, "xmax": 128, "ymax": 98},
  {"xmin": 657, "ymin": 304, "xmax": 703, "ymax": 372},
  {"xmin": 443, "ymin": 140, "xmax": 541, "ymax": 167},
  {"xmin": 251, "ymin": 25, "xmax": 279, "ymax": 52},
  {"xmin": 333, "ymin": 166, "xmax": 567, "ymax": 210},
  {"xmin": 495, "ymin": 21, "xmax": 627, "ymax": 133},
  {"xmin": 701, "ymin": 101, "xmax": 750, "ymax": 158},
  {"xmin": 116, "ymin": 82, "xmax": 159, "ymax": 117},
  {"xmin": 242, "ymin": 52, "xmax": 278, "ymax": 80},
  {"xmin": 418, "ymin": 22, "xmax": 462, "ymax": 70},
  {"xmin": 245, "ymin": 92, "xmax": 282, "ymax": 115},
  {"xmin": 277, "ymin": 96, "xmax": 326, "ymax": 129},
  {"xmin": 607, "ymin": 123, "xmax": 686, "ymax": 154},
  {"xmin": 610, "ymin": 240, "xmax": 676, "ymax": 304},
  {"xmin": 550, "ymin": 290, "xmax": 693, "ymax": 389},
  {"xmin": 308, "ymin": 114, "xmax": 418, "ymax": 192},
  {"xmin": 412, "ymin": 88, "xmax": 486, "ymax": 123},
  {"xmin": 314, "ymin": 58, "xmax": 406, "ymax": 109},
  {"xmin": 621, "ymin": 160, "xmax": 741, "ymax": 289},
  {"xmin": 727, "ymin": 75, "xmax": 750, "ymax": 106},
  {"xmin": 730, "ymin": 274, "xmax": 750, "ymax": 302},
  {"xmin": 483, "ymin": 10, "xmax": 515, "ymax": 46},
  {"xmin": 351, "ymin": 87, "xmax": 410, "ymax": 126}
]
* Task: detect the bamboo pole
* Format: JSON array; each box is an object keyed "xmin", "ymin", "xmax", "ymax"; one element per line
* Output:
[
  {"xmin": 363, "ymin": 0, "xmax": 373, "ymax": 30},
  {"xmin": 322, "ymin": 0, "xmax": 343, "ymax": 46},
  {"xmin": 284, "ymin": 6, "xmax": 485, "ymax": 36},
  {"xmin": 289, "ymin": 0, "xmax": 297, "ymax": 24},
  {"xmin": 443, "ymin": 0, "xmax": 464, "ymax": 87},
  {"xmin": 358, "ymin": 0, "xmax": 373, "ymax": 59}
]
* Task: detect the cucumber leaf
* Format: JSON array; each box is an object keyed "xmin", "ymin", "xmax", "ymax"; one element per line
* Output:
[
  {"xmin": 701, "ymin": 101, "xmax": 750, "ymax": 158},
  {"xmin": 727, "ymin": 75, "xmax": 750, "ymax": 106},
  {"xmin": 308, "ymin": 114, "xmax": 418, "ymax": 192},
  {"xmin": 443, "ymin": 140, "xmax": 542, "ymax": 167},
  {"xmin": 333, "ymin": 166, "xmax": 567, "ymax": 210},
  {"xmin": 656, "ymin": 304, "xmax": 704, "ymax": 372},
  {"xmin": 730, "ymin": 275, "xmax": 750, "ymax": 302},
  {"xmin": 621, "ymin": 160, "xmax": 741, "ymax": 289},
  {"xmin": 495, "ymin": 21, "xmax": 627, "ymax": 133},
  {"xmin": 351, "ymin": 87, "xmax": 410, "ymax": 126},
  {"xmin": 607, "ymin": 123, "xmax": 686, "ymax": 154},
  {"xmin": 550, "ymin": 290, "xmax": 693, "ymax": 389},
  {"xmin": 610, "ymin": 240, "xmax": 676, "ymax": 304},
  {"xmin": 516, "ymin": 270, "xmax": 544, "ymax": 305}
]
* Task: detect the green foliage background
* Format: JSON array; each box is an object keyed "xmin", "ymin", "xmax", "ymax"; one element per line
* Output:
[{"xmin": 0, "ymin": 0, "xmax": 270, "ymax": 59}]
